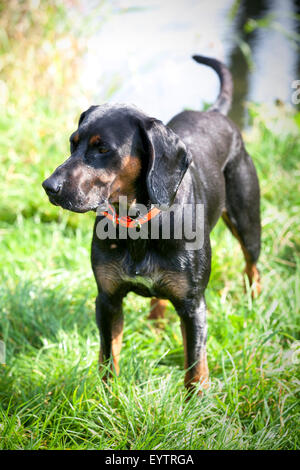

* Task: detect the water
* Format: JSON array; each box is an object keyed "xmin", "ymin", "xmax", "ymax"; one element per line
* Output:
[
  {"xmin": 228, "ymin": 0, "xmax": 299, "ymax": 125},
  {"xmin": 78, "ymin": 0, "xmax": 299, "ymax": 128}
]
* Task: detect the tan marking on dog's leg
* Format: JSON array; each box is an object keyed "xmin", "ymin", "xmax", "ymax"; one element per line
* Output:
[
  {"xmin": 180, "ymin": 320, "xmax": 209, "ymax": 395},
  {"xmin": 222, "ymin": 210, "xmax": 261, "ymax": 298},
  {"xmin": 111, "ymin": 316, "xmax": 124, "ymax": 375},
  {"xmin": 149, "ymin": 298, "xmax": 168, "ymax": 320},
  {"xmin": 244, "ymin": 263, "xmax": 261, "ymax": 298},
  {"xmin": 98, "ymin": 315, "xmax": 124, "ymax": 379}
]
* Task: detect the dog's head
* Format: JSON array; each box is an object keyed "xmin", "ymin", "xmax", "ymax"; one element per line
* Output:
[{"xmin": 42, "ymin": 104, "xmax": 191, "ymax": 213}]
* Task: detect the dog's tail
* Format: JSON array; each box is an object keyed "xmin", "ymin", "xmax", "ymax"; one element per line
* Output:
[{"xmin": 192, "ymin": 55, "xmax": 233, "ymax": 116}]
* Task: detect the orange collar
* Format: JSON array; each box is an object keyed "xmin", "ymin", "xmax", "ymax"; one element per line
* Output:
[{"xmin": 99, "ymin": 203, "xmax": 161, "ymax": 229}]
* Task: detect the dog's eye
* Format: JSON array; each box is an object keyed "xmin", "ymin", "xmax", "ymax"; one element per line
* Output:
[{"xmin": 98, "ymin": 146, "xmax": 109, "ymax": 154}]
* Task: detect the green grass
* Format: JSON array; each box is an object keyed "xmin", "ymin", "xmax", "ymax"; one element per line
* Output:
[{"xmin": 0, "ymin": 100, "xmax": 299, "ymax": 449}]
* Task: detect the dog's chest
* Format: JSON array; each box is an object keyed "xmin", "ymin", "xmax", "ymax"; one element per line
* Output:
[{"xmin": 94, "ymin": 255, "xmax": 189, "ymax": 299}]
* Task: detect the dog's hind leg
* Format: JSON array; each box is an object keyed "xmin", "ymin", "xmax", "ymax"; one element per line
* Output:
[
  {"xmin": 148, "ymin": 298, "xmax": 168, "ymax": 320},
  {"xmin": 222, "ymin": 146, "xmax": 261, "ymax": 296}
]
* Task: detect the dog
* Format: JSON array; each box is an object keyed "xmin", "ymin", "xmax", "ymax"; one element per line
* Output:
[{"xmin": 42, "ymin": 55, "xmax": 261, "ymax": 393}]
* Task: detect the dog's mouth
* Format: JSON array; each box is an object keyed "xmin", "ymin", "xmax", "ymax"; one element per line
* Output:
[
  {"xmin": 48, "ymin": 195, "xmax": 60, "ymax": 207},
  {"xmin": 47, "ymin": 192, "xmax": 107, "ymax": 214},
  {"xmin": 51, "ymin": 197, "xmax": 92, "ymax": 213}
]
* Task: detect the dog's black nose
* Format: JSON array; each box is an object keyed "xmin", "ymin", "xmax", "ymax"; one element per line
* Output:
[{"xmin": 42, "ymin": 177, "xmax": 62, "ymax": 196}]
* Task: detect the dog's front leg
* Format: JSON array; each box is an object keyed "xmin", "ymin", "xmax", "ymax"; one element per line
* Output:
[
  {"xmin": 177, "ymin": 295, "xmax": 209, "ymax": 394},
  {"xmin": 95, "ymin": 292, "xmax": 124, "ymax": 378}
]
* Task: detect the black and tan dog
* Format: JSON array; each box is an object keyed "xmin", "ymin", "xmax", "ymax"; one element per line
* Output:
[{"xmin": 42, "ymin": 55, "xmax": 261, "ymax": 393}]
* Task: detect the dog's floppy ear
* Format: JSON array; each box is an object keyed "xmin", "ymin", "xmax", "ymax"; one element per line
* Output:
[
  {"xmin": 78, "ymin": 105, "xmax": 98, "ymax": 127},
  {"xmin": 139, "ymin": 118, "xmax": 191, "ymax": 209}
]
